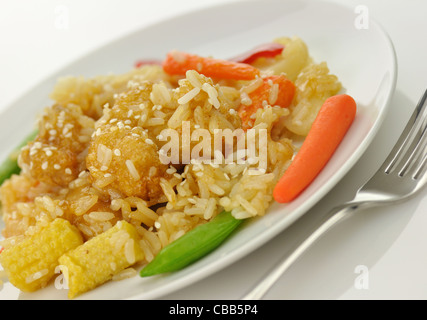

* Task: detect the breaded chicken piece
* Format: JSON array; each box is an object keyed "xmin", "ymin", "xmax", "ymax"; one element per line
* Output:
[
  {"xmin": 86, "ymin": 82, "xmax": 170, "ymax": 202},
  {"xmin": 0, "ymin": 174, "xmax": 57, "ymax": 237},
  {"xmin": 18, "ymin": 104, "xmax": 95, "ymax": 188},
  {"xmin": 86, "ymin": 126, "xmax": 168, "ymax": 202}
]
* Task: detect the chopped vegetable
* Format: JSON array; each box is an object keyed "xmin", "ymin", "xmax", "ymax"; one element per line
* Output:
[
  {"xmin": 59, "ymin": 220, "xmax": 144, "ymax": 299},
  {"xmin": 140, "ymin": 211, "xmax": 243, "ymax": 277},
  {"xmin": 0, "ymin": 129, "xmax": 38, "ymax": 186},
  {"xmin": 229, "ymin": 42, "xmax": 285, "ymax": 64},
  {"xmin": 273, "ymin": 94, "xmax": 357, "ymax": 203},
  {"xmin": 162, "ymin": 50, "xmax": 260, "ymax": 80},
  {"xmin": 0, "ymin": 218, "xmax": 83, "ymax": 292},
  {"xmin": 238, "ymin": 75, "xmax": 296, "ymax": 130},
  {"xmin": 134, "ymin": 59, "xmax": 162, "ymax": 68}
]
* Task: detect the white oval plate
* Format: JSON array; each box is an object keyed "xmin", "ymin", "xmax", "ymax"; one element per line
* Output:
[{"xmin": 0, "ymin": 0, "xmax": 396, "ymax": 300}]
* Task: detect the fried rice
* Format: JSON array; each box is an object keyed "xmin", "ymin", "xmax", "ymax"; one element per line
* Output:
[{"xmin": 0, "ymin": 36, "xmax": 342, "ymax": 297}]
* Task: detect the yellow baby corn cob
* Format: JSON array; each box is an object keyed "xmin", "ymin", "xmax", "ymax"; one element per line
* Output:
[
  {"xmin": 59, "ymin": 220, "xmax": 144, "ymax": 299},
  {"xmin": 0, "ymin": 218, "xmax": 83, "ymax": 292}
]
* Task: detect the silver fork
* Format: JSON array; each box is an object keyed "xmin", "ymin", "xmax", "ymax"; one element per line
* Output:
[{"xmin": 242, "ymin": 89, "xmax": 427, "ymax": 300}]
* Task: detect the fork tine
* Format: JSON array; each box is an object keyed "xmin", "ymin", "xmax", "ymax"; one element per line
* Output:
[
  {"xmin": 384, "ymin": 89, "xmax": 427, "ymax": 174},
  {"xmin": 398, "ymin": 116, "xmax": 427, "ymax": 177},
  {"xmin": 413, "ymin": 152, "xmax": 427, "ymax": 180}
]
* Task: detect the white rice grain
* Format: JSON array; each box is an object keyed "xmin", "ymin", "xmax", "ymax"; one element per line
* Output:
[
  {"xmin": 186, "ymin": 70, "xmax": 202, "ymax": 88},
  {"xmin": 112, "ymin": 268, "xmax": 137, "ymax": 281},
  {"xmin": 204, "ymin": 197, "xmax": 217, "ymax": 220},
  {"xmin": 202, "ymin": 83, "xmax": 220, "ymax": 109},
  {"xmin": 88, "ymin": 211, "xmax": 115, "ymax": 221},
  {"xmin": 124, "ymin": 239, "xmax": 136, "ymax": 264},
  {"xmin": 125, "ymin": 160, "xmax": 140, "ymax": 180},
  {"xmin": 268, "ymin": 83, "xmax": 279, "ymax": 105},
  {"xmin": 178, "ymin": 87, "xmax": 200, "ymax": 105}
]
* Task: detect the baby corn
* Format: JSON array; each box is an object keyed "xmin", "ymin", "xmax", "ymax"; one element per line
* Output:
[
  {"xmin": 59, "ymin": 220, "xmax": 144, "ymax": 299},
  {"xmin": 0, "ymin": 218, "xmax": 83, "ymax": 292}
]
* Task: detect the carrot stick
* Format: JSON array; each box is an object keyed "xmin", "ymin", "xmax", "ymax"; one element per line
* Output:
[
  {"xmin": 238, "ymin": 75, "xmax": 295, "ymax": 130},
  {"xmin": 162, "ymin": 50, "xmax": 260, "ymax": 80},
  {"xmin": 273, "ymin": 94, "xmax": 357, "ymax": 203}
]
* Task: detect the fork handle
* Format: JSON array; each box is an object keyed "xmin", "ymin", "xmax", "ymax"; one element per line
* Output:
[{"xmin": 241, "ymin": 201, "xmax": 368, "ymax": 300}]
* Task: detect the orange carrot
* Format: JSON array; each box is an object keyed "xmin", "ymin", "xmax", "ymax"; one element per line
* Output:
[
  {"xmin": 238, "ymin": 75, "xmax": 295, "ymax": 130},
  {"xmin": 273, "ymin": 94, "xmax": 357, "ymax": 203},
  {"xmin": 162, "ymin": 50, "xmax": 260, "ymax": 80}
]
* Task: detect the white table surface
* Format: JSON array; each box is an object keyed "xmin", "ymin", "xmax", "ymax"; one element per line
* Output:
[{"xmin": 0, "ymin": 0, "xmax": 426, "ymax": 300}]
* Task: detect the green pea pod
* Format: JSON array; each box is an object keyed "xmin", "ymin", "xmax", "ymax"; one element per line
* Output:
[
  {"xmin": 0, "ymin": 130, "xmax": 38, "ymax": 186},
  {"xmin": 140, "ymin": 210, "xmax": 243, "ymax": 277}
]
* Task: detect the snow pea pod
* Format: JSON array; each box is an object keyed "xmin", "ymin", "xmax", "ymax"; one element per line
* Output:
[
  {"xmin": 140, "ymin": 210, "xmax": 243, "ymax": 277},
  {"xmin": 0, "ymin": 130, "xmax": 38, "ymax": 186}
]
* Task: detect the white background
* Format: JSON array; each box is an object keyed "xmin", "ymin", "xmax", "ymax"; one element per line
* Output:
[{"xmin": 1, "ymin": 0, "xmax": 426, "ymax": 299}]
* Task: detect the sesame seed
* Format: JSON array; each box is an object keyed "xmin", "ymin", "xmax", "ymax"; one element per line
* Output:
[
  {"xmin": 113, "ymin": 149, "xmax": 121, "ymax": 156},
  {"xmin": 54, "ymin": 164, "xmax": 61, "ymax": 170},
  {"xmin": 65, "ymin": 168, "xmax": 72, "ymax": 175},
  {"xmin": 41, "ymin": 162, "xmax": 48, "ymax": 170}
]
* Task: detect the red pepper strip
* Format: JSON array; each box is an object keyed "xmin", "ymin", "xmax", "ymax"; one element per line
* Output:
[
  {"xmin": 229, "ymin": 43, "xmax": 285, "ymax": 65},
  {"xmin": 134, "ymin": 60, "xmax": 162, "ymax": 68}
]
